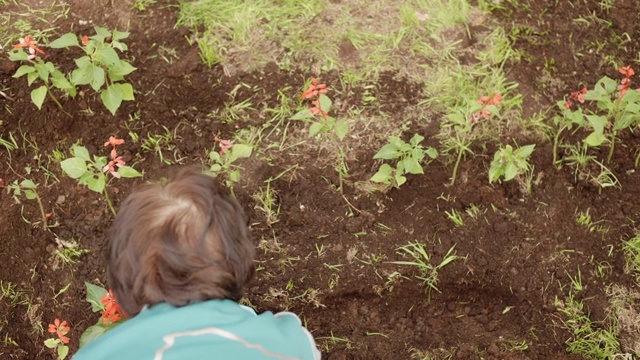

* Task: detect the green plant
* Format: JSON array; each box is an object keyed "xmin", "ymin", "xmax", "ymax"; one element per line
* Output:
[
  {"xmin": 622, "ymin": 232, "xmax": 640, "ymax": 278},
  {"xmin": 207, "ymin": 134, "xmax": 253, "ymax": 193},
  {"xmin": 48, "ymin": 26, "xmax": 136, "ymax": 115},
  {"xmin": 558, "ymin": 66, "xmax": 640, "ymax": 165},
  {"xmin": 440, "ymin": 93, "xmax": 503, "ymax": 185},
  {"xmin": 555, "ymin": 273, "xmax": 621, "ymax": 359},
  {"xmin": 79, "ymin": 282, "xmax": 127, "ymax": 347},
  {"xmin": 60, "ymin": 138, "xmax": 141, "ymax": 215},
  {"xmin": 292, "ymin": 78, "xmax": 351, "ymax": 191},
  {"xmin": 1, "ymin": 177, "xmax": 49, "ymax": 230},
  {"xmin": 44, "ymin": 319, "xmax": 70, "ymax": 360},
  {"xmin": 9, "ymin": 35, "xmax": 74, "ymax": 110},
  {"xmin": 392, "ymin": 242, "xmax": 462, "ymax": 301},
  {"xmin": 133, "ymin": 0, "xmax": 157, "ymax": 11},
  {"xmin": 252, "ymin": 181, "xmax": 280, "ymax": 227},
  {"xmin": 370, "ymin": 134, "xmax": 438, "ymax": 188},
  {"xmin": 488, "ymin": 144, "xmax": 535, "ymax": 183}
]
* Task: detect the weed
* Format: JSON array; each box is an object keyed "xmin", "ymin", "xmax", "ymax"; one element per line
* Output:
[
  {"xmin": 252, "ymin": 181, "xmax": 281, "ymax": 227},
  {"xmin": 392, "ymin": 242, "xmax": 463, "ymax": 301},
  {"xmin": 622, "ymin": 232, "xmax": 640, "ymax": 278},
  {"xmin": 444, "ymin": 209, "xmax": 464, "ymax": 227},
  {"xmin": 133, "ymin": 0, "xmax": 157, "ymax": 11},
  {"xmin": 1, "ymin": 176, "xmax": 49, "ymax": 229}
]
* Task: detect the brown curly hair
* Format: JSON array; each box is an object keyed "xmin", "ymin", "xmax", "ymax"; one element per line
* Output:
[{"xmin": 107, "ymin": 167, "xmax": 255, "ymax": 316}]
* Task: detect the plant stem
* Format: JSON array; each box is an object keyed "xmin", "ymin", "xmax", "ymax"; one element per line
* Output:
[
  {"xmin": 46, "ymin": 87, "xmax": 72, "ymax": 117},
  {"xmin": 33, "ymin": 192, "xmax": 48, "ymax": 230},
  {"xmin": 553, "ymin": 125, "xmax": 566, "ymax": 167},
  {"xmin": 103, "ymin": 189, "xmax": 116, "ymax": 216},
  {"xmin": 607, "ymin": 132, "xmax": 616, "ymax": 163},
  {"xmin": 449, "ymin": 148, "xmax": 464, "ymax": 186}
]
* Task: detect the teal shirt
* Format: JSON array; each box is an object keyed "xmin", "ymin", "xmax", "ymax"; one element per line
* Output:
[{"xmin": 73, "ymin": 299, "xmax": 321, "ymax": 360}]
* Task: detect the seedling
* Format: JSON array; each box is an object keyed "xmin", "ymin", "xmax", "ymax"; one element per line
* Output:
[
  {"xmin": 392, "ymin": 242, "xmax": 462, "ymax": 302},
  {"xmin": 60, "ymin": 138, "xmax": 142, "ymax": 215},
  {"xmin": 1, "ymin": 177, "xmax": 49, "ymax": 229},
  {"xmin": 207, "ymin": 134, "xmax": 253, "ymax": 193},
  {"xmin": 488, "ymin": 144, "xmax": 535, "ymax": 183},
  {"xmin": 370, "ymin": 134, "xmax": 438, "ymax": 188},
  {"xmin": 622, "ymin": 232, "xmax": 640, "ymax": 279}
]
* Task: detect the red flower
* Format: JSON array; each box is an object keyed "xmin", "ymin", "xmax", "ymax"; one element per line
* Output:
[
  {"xmin": 564, "ymin": 99, "xmax": 574, "ymax": 110},
  {"xmin": 570, "ymin": 88, "xmax": 587, "ymax": 103},
  {"xmin": 13, "ymin": 35, "xmax": 45, "ymax": 60},
  {"xmin": 477, "ymin": 93, "xmax": 503, "ymax": 106},
  {"xmin": 100, "ymin": 290, "xmax": 126, "ymax": 324},
  {"xmin": 301, "ymin": 78, "xmax": 328, "ymax": 99},
  {"xmin": 80, "ymin": 35, "xmax": 89, "ymax": 46},
  {"xmin": 213, "ymin": 134, "xmax": 233, "ymax": 155},
  {"xmin": 310, "ymin": 100, "xmax": 328, "ymax": 117},
  {"xmin": 48, "ymin": 318, "xmax": 70, "ymax": 344},
  {"xmin": 104, "ymin": 136, "xmax": 125, "ymax": 148},
  {"xmin": 102, "ymin": 156, "xmax": 125, "ymax": 178},
  {"xmin": 619, "ymin": 65, "xmax": 635, "ymax": 78}
]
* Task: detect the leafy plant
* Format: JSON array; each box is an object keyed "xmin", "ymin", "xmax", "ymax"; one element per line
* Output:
[
  {"xmin": 440, "ymin": 93, "xmax": 503, "ymax": 185},
  {"xmin": 60, "ymin": 137, "xmax": 142, "ymax": 215},
  {"xmin": 488, "ymin": 144, "xmax": 535, "ymax": 183},
  {"xmin": 392, "ymin": 242, "xmax": 462, "ymax": 302},
  {"xmin": 49, "ymin": 27, "xmax": 136, "ymax": 115},
  {"xmin": 207, "ymin": 134, "xmax": 253, "ymax": 193},
  {"xmin": 9, "ymin": 35, "xmax": 74, "ymax": 110},
  {"xmin": 292, "ymin": 78, "xmax": 350, "ymax": 191},
  {"xmin": 370, "ymin": 134, "xmax": 438, "ymax": 188},
  {"xmin": 79, "ymin": 282, "xmax": 127, "ymax": 347},
  {"xmin": 558, "ymin": 66, "xmax": 640, "ymax": 164}
]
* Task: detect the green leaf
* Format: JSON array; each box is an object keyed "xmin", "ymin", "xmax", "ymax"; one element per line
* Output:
[
  {"xmin": 291, "ymin": 108, "xmax": 314, "ymax": 121},
  {"xmin": 44, "ymin": 338, "xmax": 59, "ymax": 348},
  {"xmin": 58, "ymin": 345, "xmax": 69, "ymax": 360},
  {"xmin": 395, "ymin": 174, "xmax": 407, "ymax": 187},
  {"xmin": 95, "ymin": 46, "xmax": 120, "ymax": 67},
  {"xmin": 101, "ymin": 85, "xmax": 123, "ymax": 115},
  {"xmin": 373, "ymin": 144, "xmax": 401, "ymax": 160},
  {"xmin": 30, "ymin": 86, "xmax": 47, "ymax": 110},
  {"xmin": 72, "ymin": 146, "xmax": 91, "ymax": 162},
  {"xmin": 117, "ymin": 166, "xmax": 142, "ymax": 178},
  {"xmin": 85, "ymin": 282, "xmax": 108, "ymax": 312},
  {"xmin": 111, "ymin": 82, "xmax": 134, "ymax": 101},
  {"xmin": 13, "ymin": 65, "xmax": 36, "ymax": 78},
  {"xmin": 403, "ymin": 157, "xmax": 424, "ymax": 175},
  {"xmin": 309, "ymin": 122, "xmax": 324, "ymax": 137},
  {"xmin": 61, "ymin": 157, "xmax": 88, "ymax": 178},
  {"xmin": 51, "ymin": 71, "xmax": 74, "ymax": 91},
  {"xmin": 94, "ymin": 26, "xmax": 112, "ymax": 39},
  {"xmin": 71, "ymin": 64, "xmax": 94, "ymax": 86},
  {"xmin": 334, "ymin": 119, "xmax": 349, "ymax": 140},
  {"xmin": 112, "ymin": 29, "xmax": 130, "ymax": 42},
  {"xmin": 230, "ymin": 144, "xmax": 252, "ymax": 160},
  {"xmin": 79, "ymin": 323, "xmax": 107, "ymax": 348},
  {"xmin": 504, "ymin": 162, "xmax": 518, "ymax": 181},
  {"xmin": 515, "ymin": 144, "xmax": 535, "ymax": 158},
  {"xmin": 426, "ymin": 147, "xmax": 438, "ymax": 159},
  {"xmin": 88, "ymin": 176, "xmax": 106, "ymax": 193},
  {"xmin": 23, "ymin": 189, "xmax": 36, "ymax": 200},
  {"xmin": 20, "ymin": 179, "xmax": 37, "ymax": 189},
  {"xmin": 8, "ymin": 49, "xmax": 29, "ymax": 61},
  {"xmin": 370, "ymin": 164, "xmax": 393, "ymax": 184},
  {"xmin": 584, "ymin": 131, "xmax": 605, "ymax": 147},
  {"xmin": 49, "ymin": 33, "xmax": 80, "ymax": 48},
  {"xmin": 109, "ymin": 61, "xmax": 137, "ymax": 78},
  {"xmin": 319, "ymin": 93, "xmax": 332, "ymax": 113},
  {"xmin": 27, "ymin": 72, "xmax": 38, "ymax": 85},
  {"xmin": 409, "ymin": 134, "xmax": 424, "ymax": 147},
  {"xmin": 89, "ymin": 66, "xmax": 106, "ymax": 91}
]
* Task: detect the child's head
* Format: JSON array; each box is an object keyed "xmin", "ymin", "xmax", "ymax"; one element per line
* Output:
[{"xmin": 107, "ymin": 167, "xmax": 255, "ymax": 316}]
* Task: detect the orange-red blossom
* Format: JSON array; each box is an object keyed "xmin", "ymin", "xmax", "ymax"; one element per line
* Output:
[
  {"xmin": 13, "ymin": 35, "xmax": 45, "ymax": 60},
  {"xmin": 48, "ymin": 318, "xmax": 71, "ymax": 344},
  {"xmin": 100, "ymin": 289, "xmax": 126, "ymax": 324},
  {"xmin": 213, "ymin": 134, "xmax": 232, "ymax": 155},
  {"xmin": 472, "ymin": 93, "xmax": 503, "ymax": 122},
  {"xmin": 102, "ymin": 136, "xmax": 126, "ymax": 178},
  {"xmin": 618, "ymin": 65, "xmax": 636, "ymax": 97}
]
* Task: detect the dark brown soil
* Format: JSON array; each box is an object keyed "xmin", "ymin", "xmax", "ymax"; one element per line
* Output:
[{"xmin": 1, "ymin": 0, "xmax": 639, "ymax": 359}]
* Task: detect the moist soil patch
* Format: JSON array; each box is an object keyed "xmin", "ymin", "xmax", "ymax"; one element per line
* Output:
[{"xmin": 1, "ymin": 1, "xmax": 639, "ymax": 359}]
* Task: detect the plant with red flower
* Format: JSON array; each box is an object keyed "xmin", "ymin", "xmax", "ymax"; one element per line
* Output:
[
  {"xmin": 44, "ymin": 318, "xmax": 71, "ymax": 359},
  {"xmin": 100, "ymin": 289, "xmax": 126, "ymax": 324},
  {"xmin": 61, "ymin": 138, "xmax": 141, "ymax": 215},
  {"xmin": 292, "ymin": 77, "xmax": 350, "ymax": 191},
  {"xmin": 208, "ymin": 133, "xmax": 253, "ymax": 193}
]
